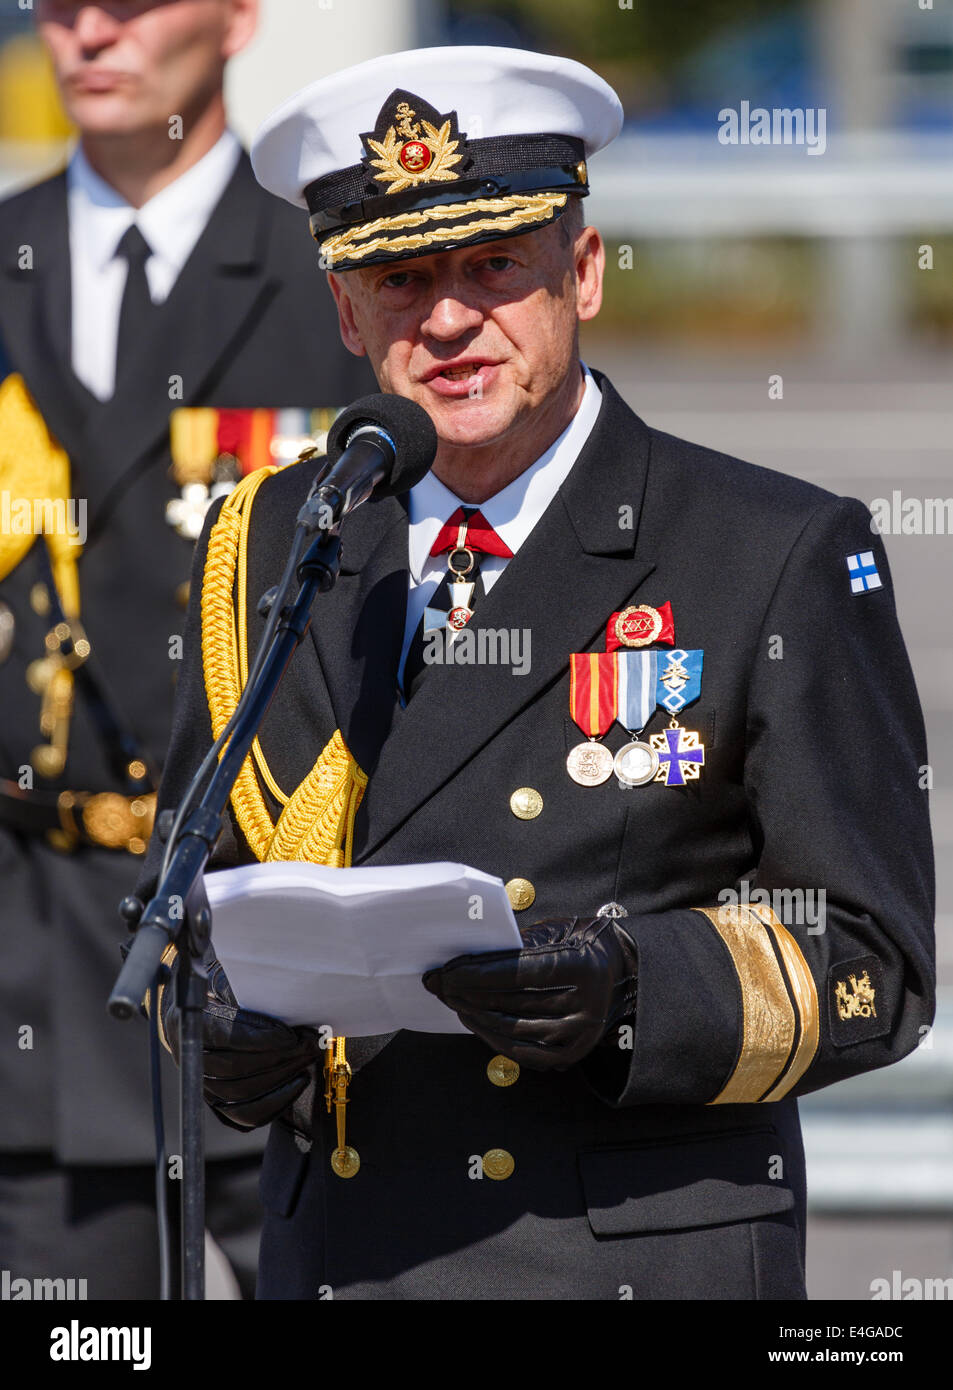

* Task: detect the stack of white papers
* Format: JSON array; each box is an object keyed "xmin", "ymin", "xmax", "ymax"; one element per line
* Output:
[{"xmin": 204, "ymin": 861, "xmax": 522, "ymax": 1036}]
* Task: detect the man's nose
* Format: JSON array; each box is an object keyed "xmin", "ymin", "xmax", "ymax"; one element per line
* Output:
[
  {"xmin": 420, "ymin": 294, "xmax": 484, "ymax": 342},
  {"xmin": 72, "ymin": 6, "xmax": 123, "ymax": 52}
]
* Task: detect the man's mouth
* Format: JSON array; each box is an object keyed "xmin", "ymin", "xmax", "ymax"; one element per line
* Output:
[
  {"xmin": 422, "ymin": 360, "xmax": 501, "ymax": 397},
  {"xmin": 424, "ymin": 359, "xmax": 495, "ymax": 382},
  {"xmin": 68, "ymin": 69, "xmax": 131, "ymax": 92}
]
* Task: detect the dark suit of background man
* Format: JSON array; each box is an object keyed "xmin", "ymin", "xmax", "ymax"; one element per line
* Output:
[
  {"xmin": 0, "ymin": 0, "xmax": 371, "ymax": 1298},
  {"xmin": 142, "ymin": 46, "xmax": 934, "ymax": 1299}
]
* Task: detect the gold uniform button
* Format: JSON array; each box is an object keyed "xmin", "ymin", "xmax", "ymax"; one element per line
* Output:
[
  {"xmin": 30, "ymin": 583, "xmax": 50, "ymax": 616},
  {"xmin": 509, "ymin": 787, "xmax": 543, "ymax": 820},
  {"xmin": 505, "ymin": 877, "xmax": 535, "ymax": 912},
  {"xmin": 487, "ymin": 1055, "xmax": 520, "ymax": 1087},
  {"xmin": 483, "ymin": 1148, "xmax": 515, "ymax": 1180}
]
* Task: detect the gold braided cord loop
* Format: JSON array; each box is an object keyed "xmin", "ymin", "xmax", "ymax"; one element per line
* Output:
[
  {"xmin": 320, "ymin": 192, "xmax": 568, "ymax": 267},
  {"xmin": 265, "ymin": 728, "xmax": 368, "ymax": 866},
  {"xmin": 236, "ymin": 471, "xmax": 289, "ymax": 807},
  {"xmin": 0, "ymin": 372, "xmax": 81, "ymax": 616},
  {"xmin": 200, "ymin": 467, "xmax": 367, "ymax": 867},
  {"xmin": 201, "ymin": 468, "xmax": 279, "ymax": 860}
]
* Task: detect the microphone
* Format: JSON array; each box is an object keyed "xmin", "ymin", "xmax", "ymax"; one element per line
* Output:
[{"xmin": 315, "ymin": 393, "xmax": 438, "ymax": 524}]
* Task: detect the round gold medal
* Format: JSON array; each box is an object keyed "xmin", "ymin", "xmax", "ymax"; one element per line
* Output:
[
  {"xmin": 331, "ymin": 1146, "xmax": 360, "ymax": 1178},
  {"xmin": 566, "ymin": 740, "xmax": 614, "ymax": 786}
]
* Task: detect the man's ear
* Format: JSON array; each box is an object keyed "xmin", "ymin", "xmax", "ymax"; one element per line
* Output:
[
  {"xmin": 327, "ymin": 273, "xmax": 367, "ymax": 357},
  {"xmin": 574, "ymin": 227, "xmax": 605, "ymax": 324},
  {"xmin": 222, "ymin": 0, "xmax": 259, "ymax": 60}
]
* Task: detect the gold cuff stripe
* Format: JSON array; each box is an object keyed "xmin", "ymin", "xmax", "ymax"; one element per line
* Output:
[
  {"xmin": 758, "ymin": 909, "xmax": 820, "ymax": 1101},
  {"xmin": 320, "ymin": 192, "xmax": 568, "ymax": 267},
  {"xmin": 695, "ymin": 905, "xmax": 796, "ymax": 1104}
]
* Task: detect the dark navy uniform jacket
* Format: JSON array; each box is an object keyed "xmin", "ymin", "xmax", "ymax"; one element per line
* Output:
[
  {"xmin": 142, "ymin": 369, "xmax": 934, "ymax": 1298},
  {"xmin": 0, "ymin": 152, "xmax": 373, "ymax": 1163}
]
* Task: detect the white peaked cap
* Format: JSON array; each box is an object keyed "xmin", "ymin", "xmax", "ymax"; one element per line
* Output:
[{"xmin": 250, "ymin": 46, "xmax": 623, "ymax": 270}]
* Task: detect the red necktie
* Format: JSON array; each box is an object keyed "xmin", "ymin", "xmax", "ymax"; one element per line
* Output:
[
  {"xmin": 430, "ymin": 506, "xmax": 513, "ymax": 559},
  {"xmin": 402, "ymin": 509, "xmax": 512, "ymax": 701}
]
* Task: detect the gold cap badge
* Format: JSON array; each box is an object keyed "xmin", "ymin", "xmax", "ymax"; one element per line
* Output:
[{"xmin": 362, "ymin": 89, "xmax": 463, "ymax": 195}]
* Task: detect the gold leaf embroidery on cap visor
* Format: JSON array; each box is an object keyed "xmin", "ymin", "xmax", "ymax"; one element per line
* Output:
[{"xmin": 319, "ymin": 192, "xmax": 568, "ymax": 267}]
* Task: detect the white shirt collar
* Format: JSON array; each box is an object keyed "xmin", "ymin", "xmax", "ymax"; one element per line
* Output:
[
  {"xmin": 407, "ymin": 364, "xmax": 602, "ymax": 582},
  {"xmin": 66, "ymin": 129, "xmax": 242, "ymax": 276}
]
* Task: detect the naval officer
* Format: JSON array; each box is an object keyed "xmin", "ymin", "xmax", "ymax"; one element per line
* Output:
[{"xmin": 140, "ymin": 45, "xmax": 934, "ymax": 1300}]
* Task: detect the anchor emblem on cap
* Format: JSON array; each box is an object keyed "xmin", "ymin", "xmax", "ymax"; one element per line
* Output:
[{"xmin": 361, "ymin": 89, "xmax": 465, "ymax": 195}]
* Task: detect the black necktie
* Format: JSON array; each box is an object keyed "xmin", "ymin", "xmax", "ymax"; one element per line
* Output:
[
  {"xmin": 114, "ymin": 224, "xmax": 155, "ymax": 388},
  {"xmin": 402, "ymin": 507, "xmax": 486, "ymax": 702}
]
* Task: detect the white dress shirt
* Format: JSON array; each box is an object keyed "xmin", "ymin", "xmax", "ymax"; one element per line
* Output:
[
  {"xmin": 66, "ymin": 129, "xmax": 242, "ymax": 400},
  {"xmin": 400, "ymin": 365, "xmax": 603, "ymax": 685}
]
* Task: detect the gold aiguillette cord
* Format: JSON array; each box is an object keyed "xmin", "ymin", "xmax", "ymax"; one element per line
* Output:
[{"xmin": 324, "ymin": 1036, "xmax": 360, "ymax": 1178}]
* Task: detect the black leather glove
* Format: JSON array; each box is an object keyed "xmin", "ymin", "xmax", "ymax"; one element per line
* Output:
[
  {"xmin": 422, "ymin": 916, "xmax": 638, "ymax": 1070},
  {"xmin": 158, "ymin": 954, "xmax": 324, "ymax": 1133}
]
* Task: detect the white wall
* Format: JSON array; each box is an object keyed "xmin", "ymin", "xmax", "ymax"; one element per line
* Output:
[{"xmin": 225, "ymin": 0, "xmax": 423, "ymax": 147}]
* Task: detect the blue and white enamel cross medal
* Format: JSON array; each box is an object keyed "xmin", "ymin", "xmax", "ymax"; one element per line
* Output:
[
  {"xmin": 650, "ymin": 649, "xmax": 706, "ymax": 786},
  {"xmin": 613, "ymin": 651, "xmax": 660, "ymax": 786}
]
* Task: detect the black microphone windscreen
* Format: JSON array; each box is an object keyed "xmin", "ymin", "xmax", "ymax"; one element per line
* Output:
[{"xmin": 325, "ymin": 393, "xmax": 437, "ymax": 496}]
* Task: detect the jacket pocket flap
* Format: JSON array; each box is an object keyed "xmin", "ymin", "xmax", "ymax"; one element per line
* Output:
[{"xmin": 579, "ymin": 1129, "xmax": 793, "ymax": 1236}]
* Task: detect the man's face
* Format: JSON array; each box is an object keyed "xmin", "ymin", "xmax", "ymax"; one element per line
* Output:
[
  {"xmin": 36, "ymin": 0, "xmax": 257, "ymax": 136},
  {"xmin": 328, "ymin": 216, "xmax": 604, "ymax": 454}
]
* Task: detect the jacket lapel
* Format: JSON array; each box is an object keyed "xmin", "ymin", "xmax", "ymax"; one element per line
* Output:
[
  {"xmin": 0, "ymin": 174, "xmax": 92, "ymax": 458},
  {"xmin": 352, "ymin": 375, "xmax": 658, "ymax": 862},
  {"xmin": 307, "ymin": 492, "xmax": 410, "ymax": 781}
]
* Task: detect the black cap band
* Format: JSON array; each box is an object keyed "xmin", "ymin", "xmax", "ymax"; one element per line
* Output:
[{"xmin": 305, "ymin": 133, "xmax": 587, "ymax": 235}]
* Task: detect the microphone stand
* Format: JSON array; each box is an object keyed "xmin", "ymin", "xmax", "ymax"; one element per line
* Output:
[{"xmin": 108, "ymin": 519, "xmax": 343, "ymax": 1300}]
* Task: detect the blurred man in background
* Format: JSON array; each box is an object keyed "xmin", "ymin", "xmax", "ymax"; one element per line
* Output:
[{"xmin": 0, "ymin": 0, "xmax": 370, "ymax": 1298}]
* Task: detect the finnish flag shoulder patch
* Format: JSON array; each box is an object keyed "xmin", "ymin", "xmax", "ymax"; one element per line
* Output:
[{"xmin": 846, "ymin": 551, "xmax": 883, "ymax": 594}]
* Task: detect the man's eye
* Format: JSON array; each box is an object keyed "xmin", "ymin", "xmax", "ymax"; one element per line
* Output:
[
  {"xmin": 483, "ymin": 256, "xmax": 514, "ymax": 271},
  {"xmin": 382, "ymin": 272, "xmax": 413, "ymax": 289}
]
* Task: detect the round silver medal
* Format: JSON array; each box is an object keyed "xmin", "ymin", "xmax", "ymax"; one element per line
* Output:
[
  {"xmin": 566, "ymin": 740, "xmax": 614, "ymax": 787},
  {"xmin": 614, "ymin": 740, "xmax": 660, "ymax": 787}
]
